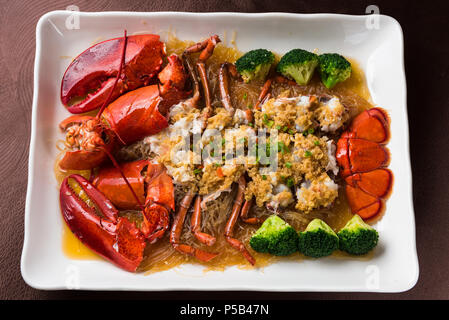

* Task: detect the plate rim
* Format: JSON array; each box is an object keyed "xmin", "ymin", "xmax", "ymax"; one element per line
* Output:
[{"xmin": 21, "ymin": 10, "xmax": 419, "ymax": 292}]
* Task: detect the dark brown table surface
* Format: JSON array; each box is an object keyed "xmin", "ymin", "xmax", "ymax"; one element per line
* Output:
[{"xmin": 1, "ymin": 0, "xmax": 448, "ymax": 300}]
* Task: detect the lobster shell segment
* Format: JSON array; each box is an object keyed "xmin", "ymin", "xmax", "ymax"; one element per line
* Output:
[
  {"xmin": 92, "ymin": 160, "xmax": 148, "ymax": 210},
  {"xmin": 337, "ymin": 138, "xmax": 389, "ymax": 178},
  {"xmin": 58, "ymin": 115, "xmax": 116, "ymax": 170},
  {"xmin": 101, "ymin": 86, "xmax": 167, "ymax": 145},
  {"xmin": 61, "ymin": 34, "xmax": 165, "ymax": 114},
  {"xmin": 345, "ymin": 107, "xmax": 389, "ymax": 143},
  {"xmin": 145, "ymin": 163, "xmax": 175, "ymax": 211},
  {"xmin": 60, "ymin": 174, "xmax": 145, "ymax": 272},
  {"xmin": 92, "ymin": 160, "xmax": 175, "ymax": 212},
  {"xmin": 142, "ymin": 203, "xmax": 170, "ymax": 243},
  {"xmin": 344, "ymin": 169, "xmax": 392, "ymax": 219},
  {"xmin": 59, "ymin": 148, "xmax": 110, "ymax": 171},
  {"xmin": 345, "ymin": 169, "xmax": 392, "ymax": 199},
  {"xmin": 156, "ymin": 54, "xmax": 190, "ymax": 115},
  {"xmin": 345, "ymin": 184, "xmax": 383, "ymax": 220}
]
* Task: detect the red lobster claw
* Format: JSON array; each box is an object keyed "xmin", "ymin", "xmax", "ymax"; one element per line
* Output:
[
  {"xmin": 59, "ymin": 53, "xmax": 190, "ymax": 171},
  {"xmin": 101, "ymin": 86, "xmax": 167, "ymax": 145},
  {"xmin": 61, "ymin": 34, "xmax": 165, "ymax": 114},
  {"xmin": 142, "ymin": 163, "xmax": 175, "ymax": 242},
  {"xmin": 99, "ymin": 54, "xmax": 189, "ymax": 145},
  {"xmin": 60, "ymin": 174, "xmax": 146, "ymax": 272},
  {"xmin": 92, "ymin": 160, "xmax": 175, "ymax": 242},
  {"xmin": 144, "ymin": 163, "xmax": 175, "ymax": 211},
  {"xmin": 157, "ymin": 54, "xmax": 191, "ymax": 116},
  {"xmin": 158, "ymin": 54, "xmax": 187, "ymax": 91}
]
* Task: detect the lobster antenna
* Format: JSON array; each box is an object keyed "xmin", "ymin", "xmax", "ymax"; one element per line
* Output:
[
  {"xmin": 101, "ymin": 147, "xmax": 146, "ymax": 212},
  {"xmin": 96, "ymin": 30, "xmax": 128, "ymax": 119},
  {"xmin": 94, "ymin": 30, "xmax": 144, "ymax": 213}
]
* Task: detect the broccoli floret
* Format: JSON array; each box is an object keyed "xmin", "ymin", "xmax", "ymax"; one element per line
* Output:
[
  {"xmin": 235, "ymin": 49, "xmax": 275, "ymax": 83},
  {"xmin": 318, "ymin": 53, "xmax": 352, "ymax": 89},
  {"xmin": 249, "ymin": 215, "xmax": 298, "ymax": 256},
  {"xmin": 298, "ymin": 219, "xmax": 339, "ymax": 258},
  {"xmin": 276, "ymin": 49, "xmax": 319, "ymax": 85},
  {"xmin": 338, "ymin": 215, "xmax": 379, "ymax": 255}
]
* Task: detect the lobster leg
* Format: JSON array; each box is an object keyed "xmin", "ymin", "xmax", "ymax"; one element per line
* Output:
[
  {"xmin": 157, "ymin": 55, "xmax": 190, "ymax": 116},
  {"xmin": 144, "ymin": 163, "xmax": 175, "ymax": 211},
  {"xmin": 170, "ymin": 189, "xmax": 218, "ymax": 262},
  {"xmin": 184, "ymin": 35, "xmax": 221, "ymax": 127},
  {"xmin": 182, "ymin": 53, "xmax": 201, "ymax": 107},
  {"xmin": 198, "ymin": 35, "xmax": 221, "ymax": 62},
  {"xmin": 196, "ymin": 62, "xmax": 213, "ymax": 122},
  {"xmin": 183, "ymin": 38, "xmax": 211, "ymax": 56},
  {"xmin": 60, "ymin": 174, "xmax": 145, "ymax": 272},
  {"xmin": 224, "ymin": 176, "xmax": 256, "ymax": 265},
  {"xmin": 190, "ymin": 196, "xmax": 216, "ymax": 246},
  {"xmin": 240, "ymin": 198, "xmax": 262, "ymax": 224},
  {"xmin": 219, "ymin": 62, "xmax": 254, "ymax": 123},
  {"xmin": 158, "ymin": 54, "xmax": 187, "ymax": 91},
  {"xmin": 273, "ymin": 74, "xmax": 297, "ymax": 86},
  {"xmin": 253, "ymin": 75, "xmax": 300, "ymax": 112},
  {"xmin": 219, "ymin": 63, "xmax": 235, "ymax": 116},
  {"xmin": 254, "ymin": 78, "xmax": 272, "ymax": 111}
]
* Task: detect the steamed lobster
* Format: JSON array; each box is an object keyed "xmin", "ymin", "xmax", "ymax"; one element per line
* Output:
[
  {"xmin": 336, "ymin": 108, "xmax": 392, "ymax": 220},
  {"xmin": 59, "ymin": 32, "xmax": 222, "ymax": 271}
]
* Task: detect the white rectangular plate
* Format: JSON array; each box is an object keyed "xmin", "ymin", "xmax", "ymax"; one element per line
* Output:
[{"xmin": 22, "ymin": 11, "xmax": 418, "ymax": 292}]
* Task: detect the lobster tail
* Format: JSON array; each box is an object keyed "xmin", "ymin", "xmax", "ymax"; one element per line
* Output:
[
  {"xmin": 336, "ymin": 108, "xmax": 392, "ymax": 220},
  {"xmin": 345, "ymin": 107, "xmax": 389, "ymax": 143}
]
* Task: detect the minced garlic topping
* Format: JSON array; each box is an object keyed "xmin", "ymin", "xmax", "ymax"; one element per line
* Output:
[{"xmin": 139, "ymin": 92, "xmax": 347, "ymax": 213}]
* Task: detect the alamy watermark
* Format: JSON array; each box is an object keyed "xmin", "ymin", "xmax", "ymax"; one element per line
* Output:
[
  {"xmin": 65, "ymin": 264, "xmax": 80, "ymax": 289},
  {"xmin": 365, "ymin": 264, "xmax": 380, "ymax": 289},
  {"xmin": 65, "ymin": 5, "xmax": 80, "ymax": 30},
  {"xmin": 166, "ymin": 127, "xmax": 288, "ymax": 174},
  {"xmin": 365, "ymin": 5, "xmax": 380, "ymax": 30}
]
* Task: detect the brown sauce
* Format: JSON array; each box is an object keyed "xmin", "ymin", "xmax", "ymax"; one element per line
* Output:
[{"xmin": 56, "ymin": 35, "xmax": 375, "ymax": 273}]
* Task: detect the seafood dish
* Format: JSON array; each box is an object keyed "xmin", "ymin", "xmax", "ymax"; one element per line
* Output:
[{"xmin": 56, "ymin": 31, "xmax": 392, "ymax": 273}]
